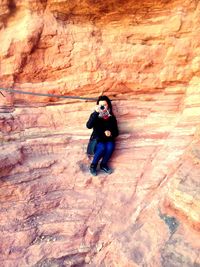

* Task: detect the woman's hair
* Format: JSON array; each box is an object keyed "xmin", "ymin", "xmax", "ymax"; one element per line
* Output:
[{"xmin": 97, "ymin": 95, "xmax": 113, "ymax": 114}]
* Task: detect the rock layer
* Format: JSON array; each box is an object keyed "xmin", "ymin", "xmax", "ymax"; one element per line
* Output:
[{"xmin": 0, "ymin": 0, "xmax": 200, "ymax": 266}]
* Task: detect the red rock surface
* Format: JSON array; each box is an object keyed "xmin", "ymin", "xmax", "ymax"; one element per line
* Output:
[{"xmin": 0, "ymin": 0, "xmax": 200, "ymax": 266}]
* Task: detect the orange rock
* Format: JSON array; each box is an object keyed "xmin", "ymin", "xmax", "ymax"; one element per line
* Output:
[{"xmin": 0, "ymin": 0, "xmax": 200, "ymax": 266}]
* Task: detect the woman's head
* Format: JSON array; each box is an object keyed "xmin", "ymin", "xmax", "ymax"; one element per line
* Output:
[{"xmin": 97, "ymin": 95, "xmax": 113, "ymax": 113}]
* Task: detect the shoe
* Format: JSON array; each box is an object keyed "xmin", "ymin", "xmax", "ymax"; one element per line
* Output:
[
  {"xmin": 100, "ymin": 164, "xmax": 112, "ymax": 174},
  {"xmin": 90, "ymin": 164, "xmax": 97, "ymax": 176}
]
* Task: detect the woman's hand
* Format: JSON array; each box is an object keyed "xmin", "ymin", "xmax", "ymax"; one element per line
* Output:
[
  {"xmin": 95, "ymin": 105, "xmax": 100, "ymax": 113},
  {"xmin": 105, "ymin": 130, "xmax": 111, "ymax": 137}
]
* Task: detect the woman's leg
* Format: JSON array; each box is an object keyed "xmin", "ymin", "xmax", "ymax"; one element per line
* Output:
[
  {"xmin": 91, "ymin": 142, "xmax": 106, "ymax": 167},
  {"xmin": 100, "ymin": 141, "xmax": 115, "ymax": 167}
]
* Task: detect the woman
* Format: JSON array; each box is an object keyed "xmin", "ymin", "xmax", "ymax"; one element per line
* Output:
[{"xmin": 86, "ymin": 95, "xmax": 119, "ymax": 176}]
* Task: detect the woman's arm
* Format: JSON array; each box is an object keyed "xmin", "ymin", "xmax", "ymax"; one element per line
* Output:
[
  {"xmin": 86, "ymin": 111, "xmax": 99, "ymax": 129},
  {"xmin": 112, "ymin": 116, "xmax": 119, "ymax": 138}
]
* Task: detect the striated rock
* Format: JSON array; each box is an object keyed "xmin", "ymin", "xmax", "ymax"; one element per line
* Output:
[{"xmin": 0, "ymin": 0, "xmax": 200, "ymax": 266}]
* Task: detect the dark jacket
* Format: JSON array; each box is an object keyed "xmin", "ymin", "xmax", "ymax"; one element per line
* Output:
[{"xmin": 86, "ymin": 111, "xmax": 119, "ymax": 142}]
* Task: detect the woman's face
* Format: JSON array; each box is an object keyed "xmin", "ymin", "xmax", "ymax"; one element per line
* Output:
[{"xmin": 98, "ymin": 100, "xmax": 109, "ymax": 110}]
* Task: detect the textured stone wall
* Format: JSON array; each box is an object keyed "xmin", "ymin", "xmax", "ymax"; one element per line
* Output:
[{"xmin": 0, "ymin": 0, "xmax": 200, "ymax": 266}]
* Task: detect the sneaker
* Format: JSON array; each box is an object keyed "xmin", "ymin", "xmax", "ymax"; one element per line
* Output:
[
  {"xmin": 90, "ymin": 164, "xmax": 97, "ymax": 176},
  {"xmin": 100, "ymin": 164, "xmax": 112, "ymax": 174}
]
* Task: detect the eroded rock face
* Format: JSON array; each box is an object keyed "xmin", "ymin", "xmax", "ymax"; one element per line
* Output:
[{"xmin": 0, "ymin": 0, "xmax": 200, "ymax": 266}]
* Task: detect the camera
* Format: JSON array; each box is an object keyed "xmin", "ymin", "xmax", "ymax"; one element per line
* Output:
[{"xmin": 100, "ymin": 105, "xmax": 105, "ymax": 110}]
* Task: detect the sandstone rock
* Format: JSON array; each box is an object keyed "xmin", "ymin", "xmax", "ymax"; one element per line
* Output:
[{"xmin": 0, "ymin": 0, "xmax": 200, "ymax": 266}]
